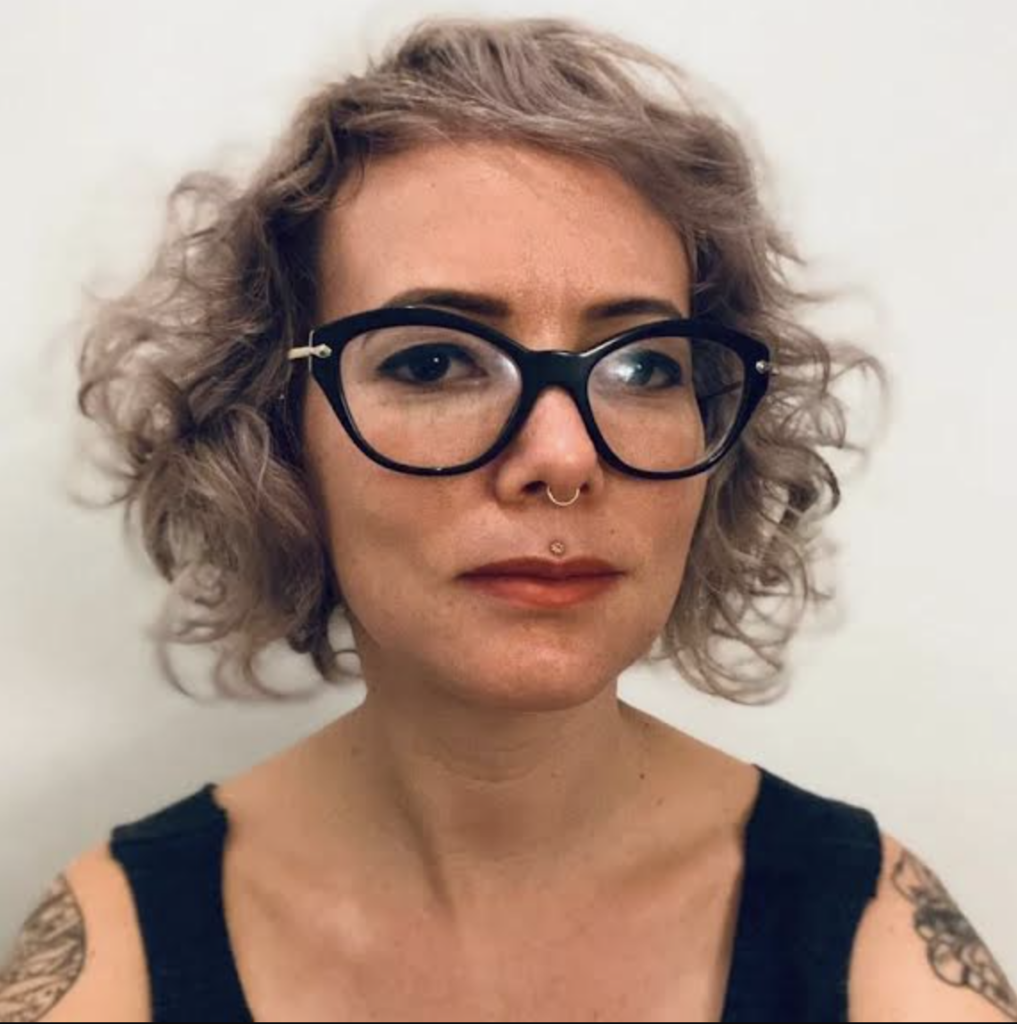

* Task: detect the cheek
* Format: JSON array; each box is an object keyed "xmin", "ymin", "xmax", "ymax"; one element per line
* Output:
[
  {"xmin": 651, "ymin": 476, "xmax": 707, "ymax": 550},
  {"xmin": 301, "ymin": 388, "xmax": 394, "ymax": 589},
  {"xmin": 644, "ymin": 480, "xmax": 707, "ymax": 598},
  {"xmin": 315, "ymin": 469, "xmax": 408, "ymax": 599},
  {"xmin": 306, "ymin": 451, "xmax": 451, "ymax": 631}
]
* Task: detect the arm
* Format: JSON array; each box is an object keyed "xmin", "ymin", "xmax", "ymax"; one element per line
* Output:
[
  {"xmin": 849, "ymin": 832, "xmax": 1017, "ymax": 1022},
  {"xmin": 0, "ymin": 846, "xmax": 150, "ymax": 1022}
]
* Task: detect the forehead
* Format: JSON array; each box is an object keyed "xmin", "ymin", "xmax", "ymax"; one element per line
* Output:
[{"xmin": 315, "ymin": 140, "xmax": 691, "ymax": 322}]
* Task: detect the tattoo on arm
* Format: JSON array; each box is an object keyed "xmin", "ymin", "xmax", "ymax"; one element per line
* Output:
[
  {"xmin": 892, "ymin": 848, "xmax": 1017, "ymax": 1021},
  {"xmin": 0, "ymin": 875, "xmax": 86, "ymax": 1023}
]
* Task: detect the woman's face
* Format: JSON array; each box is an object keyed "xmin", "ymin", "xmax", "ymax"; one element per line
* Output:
[{"xmin": 302, "ymin": 139, "xmax": 707, "ymax": 711}]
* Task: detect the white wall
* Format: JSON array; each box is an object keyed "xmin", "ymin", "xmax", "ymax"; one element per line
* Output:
[{"xmin": 2, "ymin": 0, "xmax": 1015, "ymax": 983}]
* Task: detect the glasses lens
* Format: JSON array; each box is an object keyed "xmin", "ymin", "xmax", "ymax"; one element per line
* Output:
[
  {"xmin": 340, "ymin": 325, "xmax": 523, "ymax": 469},
  {"xmin": 338, "ymin": 325, "xmax": 745, "ymax": 472},
  {"xmin": 589, "ymin": 333, "xmax": 745, "ymax": 472}
]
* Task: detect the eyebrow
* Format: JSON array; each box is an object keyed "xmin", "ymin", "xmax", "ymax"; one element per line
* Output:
[{"xmin": 379, "ymin": 287, "xmax": 688, "ymax": 322}]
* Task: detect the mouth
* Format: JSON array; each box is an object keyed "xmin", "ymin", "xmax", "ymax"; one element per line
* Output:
[{"xmin": 461, "ymin": 573, "xmax": 622, "ymax": 609}]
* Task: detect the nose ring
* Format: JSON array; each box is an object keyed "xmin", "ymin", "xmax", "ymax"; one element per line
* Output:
[{"xmin": 546, "ymin": 486, "xmax": 581, "ymax": 506}]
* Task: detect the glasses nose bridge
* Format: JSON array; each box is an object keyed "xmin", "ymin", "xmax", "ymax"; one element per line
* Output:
[
  {"xmin": 523, "ymin": 348, "xmax": 588, "ymax": 404},
  {"xmin": 507, "ymin": 348, "xmax": 597, "ymax": 454}
]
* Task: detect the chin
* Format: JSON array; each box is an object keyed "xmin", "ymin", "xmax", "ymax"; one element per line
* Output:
[{"xmin": 442, "ymin": 665, "xmax": 616, "ymax": 714}]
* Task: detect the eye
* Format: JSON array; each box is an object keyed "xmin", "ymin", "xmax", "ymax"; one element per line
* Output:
[
  {"xmin": 376, "ymin": 343, "xmax": 482, "ymax": 386},
  {"xmin": 608, "ymin": 348, "xmax": 686, "ymax": 390}
]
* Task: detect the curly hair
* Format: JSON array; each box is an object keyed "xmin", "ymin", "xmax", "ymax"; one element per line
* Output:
[{"xmin": 73, "ymin": 14, "xmax": 892, "ymax": 704}]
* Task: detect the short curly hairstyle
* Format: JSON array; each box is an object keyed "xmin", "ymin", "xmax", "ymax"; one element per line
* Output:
[{"xmin": 73, "ymin": 14, "xmax": 892, "ymax": 704}]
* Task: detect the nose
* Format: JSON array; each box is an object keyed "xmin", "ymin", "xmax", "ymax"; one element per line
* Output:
[
  {"xmin": 514, "ymin": 385, "xmax": 598, "ymax": 458},
  {"xmin": 491, "ymin": 383, "xmax": 605, "ymax": 509}
]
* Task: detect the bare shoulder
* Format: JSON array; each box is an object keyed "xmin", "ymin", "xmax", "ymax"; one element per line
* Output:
[
  {"xmin": 0, "ymin": 843, "xmax": 150, "ymax": 1022},
  {"xmin": 849, "ymin": 830, "xmax": 1017, "ymax": 1022}
]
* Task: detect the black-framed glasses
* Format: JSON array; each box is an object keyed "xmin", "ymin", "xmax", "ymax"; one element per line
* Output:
[{"xmin": 287, "ymin": 305, "xmax": 779, "ymax": 480}]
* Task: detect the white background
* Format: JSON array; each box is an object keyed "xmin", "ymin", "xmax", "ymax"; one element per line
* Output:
[{"xmin": 2, "ymin": 0, "xmax": 1015, "ymax": 984}]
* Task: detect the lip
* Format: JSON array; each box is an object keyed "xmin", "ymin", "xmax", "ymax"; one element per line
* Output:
[
  {"xmin": 462, "ymin": 573, "xmax": 622, "ymax": 609},
  {"xmin": 462, "ymin": 557, "xmax": 622, "ymax": 580}
]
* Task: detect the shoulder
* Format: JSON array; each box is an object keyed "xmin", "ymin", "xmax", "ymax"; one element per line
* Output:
[
  {"xmin": 0, "ymin": 842, "xmax": 150, "ymax": 1022},
  {"xmin": 848, "ymin": 830, "xmax": 1017, "ymax": 1022}
]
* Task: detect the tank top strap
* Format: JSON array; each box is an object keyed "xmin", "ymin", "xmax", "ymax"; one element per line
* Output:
[
  {"xmin": 109, "ymin": 784, "xmax": 255, "ymax": 1023},
  {"xmin": 720, "ymin": 766, "xmax": 883, "ymax": 1022}
]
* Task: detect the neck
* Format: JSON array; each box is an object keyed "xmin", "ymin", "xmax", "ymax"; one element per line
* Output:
[{"xmin": 318, "ymin": 686, "xmax": 655, "ymax": 913}]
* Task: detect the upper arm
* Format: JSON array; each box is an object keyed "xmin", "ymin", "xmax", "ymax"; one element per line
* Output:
[
  {"xmin": 0, "ymin": 844, "xmax": 150, "ymax": 1022},
  {"xmin": 849, "ymin": 831, "xmax": 1017, "ymax": 1023}
]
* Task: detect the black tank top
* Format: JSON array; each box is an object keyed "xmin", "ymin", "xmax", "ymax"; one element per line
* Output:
[{"xmin": 109, "ymin": 765, "xmax": 882, "ymax": 1022}]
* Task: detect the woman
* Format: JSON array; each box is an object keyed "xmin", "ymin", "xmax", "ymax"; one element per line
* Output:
[{"xmin": 2, "ymin": 14, "xmax": 1013, "ymax": 1024}]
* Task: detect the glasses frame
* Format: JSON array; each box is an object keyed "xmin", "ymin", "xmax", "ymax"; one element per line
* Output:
[{"xmin": 287, "ymin": 304, "xmax": 779, "ymax": 480}]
